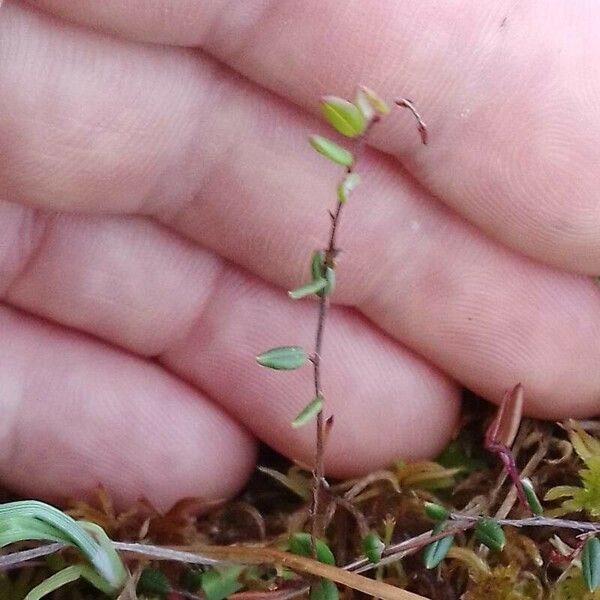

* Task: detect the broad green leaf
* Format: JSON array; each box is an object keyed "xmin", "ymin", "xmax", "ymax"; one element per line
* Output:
[
  {"xmin": 424, "ymin": 502, "xmax": 449, "ymax": 522},
  {"xmin": 521, "ymin": 478, "xmax": 544, "ymax": 515},
  {"xmin": 288, "ymin": 278, "xmax": 327, "ymax": 300},
  {"xmin": 582, "ymin": 537, "xmax": 600, "ymax": 592},
  {"xmin": 362, "ymin": 531, "xmax": 385, "ymax": 563},
  {"xmin": 0, "ymin": 502, "xmax": 100, "ymax": 565},
  {"xmin": 201, "ymin": 566, "xmax": 245, "ymax": 600},
  {"xmin": 80, "ymin": 521, "xmax": 128, "ymax": 592},
  {"xmin": 288, "ymin": 532, "xmax": 335, "ymax": 565},
  {"xmin": 256, "ymin": 346, "xmax": 306, "ymax": 370},
  {"xmin": 0, "ymin": 516, "xmax": 69, "ymax": 547},
  {"xmin": 423, "ymin": 522, "xmax": 454, "ymax": 569},
  {"xmin": 310, "ymin": 579, "xmax": 339, "ymax": 600},
  {"xmin": 292, "ymin": 398, "xmax": 323, "ymax": 428},
  {"xmin": 474, "ymin": 517, "xmax": 505, "ymax": 552},
  {"xmin": 320, "ymin": 96, "xmax": 365, "ymax": 137},
  {"xmin": 0, "ymin": 501, "xmax": 126, "ymax": 593},
  {"xmin": 337, "ymin": 173, "xmax": 361, "ymax": 203},
  {"xmin": 309, "ymin": 135, "xmax": 353, "ymax": 167}
]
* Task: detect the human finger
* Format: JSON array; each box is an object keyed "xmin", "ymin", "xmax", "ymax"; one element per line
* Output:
[
  {"xmin": 0, "ymin": 305, "xmax": 255, "ymax": 511},
  {"xmin": 3, "ymin": 3, "xmax": 600, "ymax": 418},
  {"xmin": 28, "ymin": 0, "xmax": 600, "ymax": 273},
  {"xmin": 1, "ymin": 204, "xmax": 460, "ymax": 475}
]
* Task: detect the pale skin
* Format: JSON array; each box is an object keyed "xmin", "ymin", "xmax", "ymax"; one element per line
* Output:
[{"xmin": 0, "ymin": 1, "xmax": 599, "ymax": 512}]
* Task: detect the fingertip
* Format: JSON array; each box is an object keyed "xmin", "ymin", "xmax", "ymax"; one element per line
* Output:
[
  {"xmin": 300, "ymin": 369, "xmax": 461, "ymax": 479},
  {"xmin": 0, "ymin": 306, "xmax": 257, "ymax": 512}
]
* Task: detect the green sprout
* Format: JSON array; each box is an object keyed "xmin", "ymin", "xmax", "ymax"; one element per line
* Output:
[{"xmin": 0, "ymin": 500, "xmax": 127, "ymax": 599}]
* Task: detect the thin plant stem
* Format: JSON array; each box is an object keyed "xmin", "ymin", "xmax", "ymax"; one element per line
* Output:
[
  {"xmin": 309, "ymin": 116, "xmax": 380, "ymax": 545},
  {"xmin": 394, "ymin": 98, "xmax": 428, "ymax": 145},
  {"xmin": 3, "ymin": 510, "xmax": 599, "ymax": 573},
  {"xmin": 309, "ymin": 98, "xmax": 428, "ymax": 545},
  {"xmin": 449, "ymin": 513, "xmax": 600, "ymax": 533}
]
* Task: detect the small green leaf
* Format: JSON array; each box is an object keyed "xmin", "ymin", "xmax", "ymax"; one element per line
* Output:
[
  {"xmin": 320, "ymin": 96, "xmax": 365, "ymax": 138},
  {"xmin": 581, "ymin": 536, "xmax": 600, "ymax": 592},
  {"xmin": 354, "ymin": 89, "xmax": 375, "ymax": 122},
  {"xmin": 310, "ymin": 579, "xmax": 339, "ymax": 600},
  {"xmin": 311, "ymin": 250, "xmax": 325, "ymax": 281},
  {"xmin": 356, "ymin": 86, "xmax": 390, "ymax": 116},
  {"xmin": 474, "ymin": 517, "xmax": 505, "ymax": 552},
  {"xmin": 337, "ymin": 173, "xmax": 361, "ymax": 204},
  {"xmin": 323, "ymin": 267, "xmax": 335, "ymax": 295},
  {"xmin": 292, "ymin": 398, "xmax": 323, "ymax": 428},
  {"xmin": 288, "ymin": 533, "xmax": 335, "ymax": 565},
  {"xmin": 257, "ymin": 466, "xmax": 311, "ymax": 500},
  {"xmin": 362, "ymin": 531, "xmax": 385, "ymax": 563},
  {"xmin": 423, "ymin": 522, "xmax": 454, "ymax": 569},
  {"xmin": 309, "ymin": 135, "xmax": 353, "ymax": 167},
  {"xmin": 521, "ymin": 478, "xmax": 544, "ymax": 515},
  {"xmin": 288, "ymin": 278, "xmax": 327, "ymax": 300},
  {"xmin": 0, "ymin": 500, "xmax": 126, "ymax": 594},
  {"xmin": 424, "ymin": 502, "xmax": 449, "ymax": 522},
  {"xmin": 137, "ymin": 567, "xmax": 170, "ymax": 598},
  {"xmin": 308, "ymin": 252, "xmax": 334, "ymax": 297},
  {"xmin": 201, "ymin": 566, "xmax": 245, "ymax": 600},
  {"xmin": 256, "ymin": 346, "xmax": 306, "ymax": 370}
]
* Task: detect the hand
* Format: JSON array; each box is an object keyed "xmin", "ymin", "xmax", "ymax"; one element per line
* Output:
[{"xmin": 1, "ymin": 1, "xmax": 598, "ymax": 511}]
